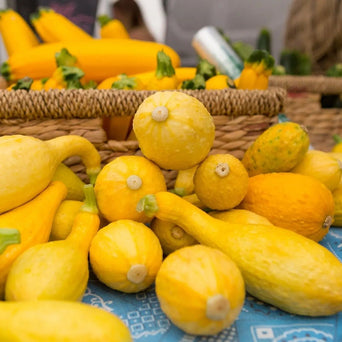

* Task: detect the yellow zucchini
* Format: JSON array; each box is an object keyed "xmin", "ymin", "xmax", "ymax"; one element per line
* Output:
[
  {"xmin": 137, "ymin": 191, "xmax": 342, "ymax": 316},
  {"xmin": 1, "ymin": 39, "xmax": 180, "ymax": 82},
  {"xmin": 98, "ymin": 15, "xmax": 130, "ymax": 39},
  {"xmin": 0, "ymin": 9, "xmax": 39, "ymax": 56},
  {"xmin": 31, "ymin": 7, "xmax": 93, "ymax": 43},
  {"xmin": 0, "ymin": 181, "xmax": 67, "ymax": 299}
]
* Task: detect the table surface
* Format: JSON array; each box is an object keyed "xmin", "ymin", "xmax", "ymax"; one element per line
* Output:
[{"xmin": 82, "ymin": 227, "xmax": 342, "ymax": 342}]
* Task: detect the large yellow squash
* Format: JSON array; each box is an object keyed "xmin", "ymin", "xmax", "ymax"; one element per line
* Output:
[
  {"xmin": 239, "ymin": 172, "xmax": 335, "ymax": 242},
  {"xmin": 137, "ymin": 191, "xmax": 342, "ymax": 316}
]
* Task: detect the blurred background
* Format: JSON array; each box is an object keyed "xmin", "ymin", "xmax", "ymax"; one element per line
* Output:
[{"xmin": 0, "ymin": 0, "xmax": 341, "ymax": 74}]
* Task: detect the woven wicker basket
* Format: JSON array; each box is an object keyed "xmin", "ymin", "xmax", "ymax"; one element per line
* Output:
[
  {"xmin": 269, "ymin": 75, "xmax": 342, "ymax": 152},
  {"xmin": 0, "ymin": 87, "xmax": 285, "ymax": 188}
]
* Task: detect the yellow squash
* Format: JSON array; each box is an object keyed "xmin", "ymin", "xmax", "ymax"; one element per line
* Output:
[
  {"xmin": 193, "ymin": 154, "xmax": 249, "ymax": 210},
  {"xmin": 235, "ymin": 50, "xmax": 274, "ymax": 90},
  {"xmin": 205, "ymin": 74, "xmax": 231, "ymax": 89},
  {"xmin": 50, "ymin": 200, "xmax": 83, "ymax": 240},
  {"xmin": 145, "ymin": 50, "xmax": 178, "ymax": 90},
  {"xmin": 52, "ymin": 163, "xmax": 86, "ymax": 201},
  {"xmin": 5, "ymin": 184, "xmax": 100, "ymax": 301},
  {"xmin": 90, "ymin": 219, "xmax": 163, "ymax": 293},
  {"xmin": 156, "ymin": 245, "xmax": 245, "ymax": 336},
  {"xmin": 291, "ymin": 150, "xmax": 342, "ymax": 191},
  {"xmin": 242, "ymin": 121, "xmax": 310, "ymax": 176},
  {"xmin": 173, "ymin": 165, "xmax": 198, "ymax": 196},
  {"xmin": 333, "ymin": 183, "xmax": 342, "ymax": 226},
  {"xmin": 1, "ymin": 39, "xmax": 180, "ymax": 82},
  {"xmin": 0, "ymin": 181, "xmax": 67, "ymax": 299},
  {"xmin": 94, "ymin": 155, "xmax": 166, "ymax": 223},
  {"xmin": 239, "ymin": 172, "xmax": 334, "ymax": 242},
  {"xmin": 0, "ymin": 9, "xmax": 39, "ymax": 56},
  {"xmin": 137, "ymin": 191, "xmax": 342, "ymax": 316},
  {"xmin": 151, "ymin": 218, "xmax": 198, "ymax": 255},
  {"xmin": 97, "ymin": 15, "xmax": 130, "ymax": 39},
  {"xmin": 0, "ymin": 300, "xmax": 132, "ymax": 342},
  {"xmin": 133, "ymin": 91, "xmax": 215, "ymax": 170},
  {"xmin": 30, "ymin": 7, "xmax": 93, "ymax": 43},
  {"xmin": 0, "ymin": 134, "xmax": 100, "ymax": 214},
  {"xmin": 209, "ymin": 208, "xmax": 272, "ymax": 225}
]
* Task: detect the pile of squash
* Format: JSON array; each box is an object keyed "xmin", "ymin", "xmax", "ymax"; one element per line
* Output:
[{"xmin": 0, "ymin": 89, "xmax": 341, "ymax": 340}]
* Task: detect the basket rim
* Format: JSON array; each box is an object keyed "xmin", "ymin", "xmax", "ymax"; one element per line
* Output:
[
  {"xmin": 0, "ymin": 87, "xmax": 286, "ymax": 120},
  {"xmin": 269, "ymin": 75, "xmax": 342, "ymax": 94}
]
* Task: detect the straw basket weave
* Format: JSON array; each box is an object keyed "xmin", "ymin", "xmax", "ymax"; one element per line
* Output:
[
  {"xmin": 269, "ymin": 75, "xmax": 342, "ymax": 152},
  {"xmin": 0, "ymin": 87, "xmax": 285, "ymax": 188}
]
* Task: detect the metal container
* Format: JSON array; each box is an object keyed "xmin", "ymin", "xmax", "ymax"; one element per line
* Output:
[{"xmin": 192, "ymin": 26, "xmax": 244, "ymax": 80}]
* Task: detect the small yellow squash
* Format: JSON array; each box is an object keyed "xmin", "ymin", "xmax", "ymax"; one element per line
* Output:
[
  {"xmin": 90, "ymin": 219, "xmax": 163, "ymax": 293},
  {"xmin": 151, "ymin": 218, "xmax": 197, "ymax": 255},
  {"xmin": 0, "ymin": 300, "xmax": 132, "ymax": 342},
  {"xmin": 133, "ymin": 91, "xmax": 215, "ymax": 170},
  {"xmin": 94, "ymin": 155, "xmax": 166, "ymax": 223},
  {"xmin": 194, "ymin": 154, "xmax": 249, "ymax": 210},
  {"xmin": 156, "ymin": 245, "xmax": 245, "ymax": 335}
]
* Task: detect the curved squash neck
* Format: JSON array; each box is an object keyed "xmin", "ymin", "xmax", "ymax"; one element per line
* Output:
[{"xmin": 45, "ymin": 136, "xmax": 101, "ymax": 183}]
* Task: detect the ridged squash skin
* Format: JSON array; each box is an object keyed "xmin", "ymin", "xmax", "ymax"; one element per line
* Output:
[
  {"xmin": 90, "ymin": 220, "xmax": 163, "ymax": 293},
  {"xmin": 0, "ymin": 300, "xmax": 132, "ymax": 342},
  {"xmin": 133, "ymin": 91, "xmax": 215, "ymax": 170},
  {"xmin": 94, "ymin": 155, "xmax": 167, "ymax": 223},
  {"xmin": 137, "ymin": 192, "xmax": 342, "ymax": 316},
  {"xmin": 0, "ymin": 135, "xmax": 100, "ymax": 214},
  {"xmin": 155, "ymin": 245, "xmax": 245, "ymax": 335},
  {"xmin": 291, "ymin": 150, "xmax": 342, "ymax": 191},
  {"xmin": 242, "ymin": 122, "xmax": 310, "ymax": 176},
  {"xmin": 239, "ymin": 172, "xmax": 335, "ymax": 242}
]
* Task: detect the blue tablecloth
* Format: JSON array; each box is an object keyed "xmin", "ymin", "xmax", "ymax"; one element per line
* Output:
[{"xmin": 82, "ymin": 227, "xmax": 342, "ymax": 342}]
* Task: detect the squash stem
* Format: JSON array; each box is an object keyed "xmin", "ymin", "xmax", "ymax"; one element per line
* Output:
[
  {"xmin": 81, "ymin": 184, "xmax": 98, "ymax": 214},
  {"xmin": 155, "ymin": 51, "xmax": 175, "ymax": 79},
  {"xmin": 333, "ymin": 134, "xmax": 342, "ymax": 144},
  {"xmin": 0, "ymin": 228, "xmax": 21, "ymax": 254},
  {"xmin": 136, "ymin": 194, "xmax": 159, "ymax": 217}
]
